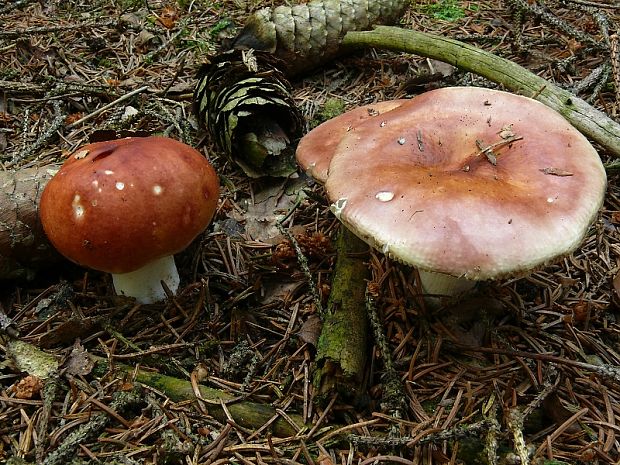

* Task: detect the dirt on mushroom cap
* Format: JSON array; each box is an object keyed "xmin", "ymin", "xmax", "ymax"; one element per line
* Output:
[{"xmin": 324, "ymin": 87, "xmax": 607, "ymax": 280}]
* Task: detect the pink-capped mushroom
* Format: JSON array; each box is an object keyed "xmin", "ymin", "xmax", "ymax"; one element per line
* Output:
[
  {"xmin": 324, "ymin": 87, "xmax": 606, "ymax": 298},
  {"xmin": 296, "ymin": 100, "xmax": 408, "ymax": 183}
]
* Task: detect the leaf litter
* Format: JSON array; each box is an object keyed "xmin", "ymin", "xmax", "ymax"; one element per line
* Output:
[{"xmin": 1, "ymin": 0, "xmax": 620, "ymax": 464}]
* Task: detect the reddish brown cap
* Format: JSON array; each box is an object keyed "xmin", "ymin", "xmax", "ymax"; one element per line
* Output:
[
  {"xmin": 325, "ymin": 87, "xmax": 606, "ymax": 280},
  {"xmin": 296, "ymin": 100, "xmax": 408, "ymax": 183},
  {"xmin": 40, "ymin": 136, "xmax": 219, "ymax": 274}
]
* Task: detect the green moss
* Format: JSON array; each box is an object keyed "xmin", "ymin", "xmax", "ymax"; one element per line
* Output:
[
  {"xmin": 311, "ymin": 97, "xmax": 347, "ymax": 128},
  {"xmin": 210, "ymin": 18, "xmax": 233, "ymax": 37},
  {"xmin": 423, "ymin": 0, "xmax": 466, "ymax": 21}
]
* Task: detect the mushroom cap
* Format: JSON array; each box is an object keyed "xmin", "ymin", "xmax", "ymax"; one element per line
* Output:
[
  {"xmin": 296, "ymin": 100, "xmax": 408, "ymax": 183},
  {"xmin": 40, "ymin": 136, "xmax": 220, "ymax": 274},
  {"xmin": 325, "ymin": 87, "xmax": 606, "ymax": 280}
]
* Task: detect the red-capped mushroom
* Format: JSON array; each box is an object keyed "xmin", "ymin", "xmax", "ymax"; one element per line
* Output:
[
  {"xmin": 322, "ymin": 87, "xmax": 606, "ymax": 298},
  {"xmin": 40, "ymin": 136, "xmax": 219, "ymax": 303}
]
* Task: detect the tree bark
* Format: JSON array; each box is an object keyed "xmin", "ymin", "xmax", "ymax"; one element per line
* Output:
[
  {"xmin": 0, "ymin": 164, "xmax": 61, "ymax": 280},
  {"xmin": 343, "ymin": 26, "xmax": 620, "ymax": 158}
]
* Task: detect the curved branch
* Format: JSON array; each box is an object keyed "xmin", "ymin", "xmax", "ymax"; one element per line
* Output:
[{"xmin": 343, "ymin": 26, "xmax": 620, "ymax": 158}]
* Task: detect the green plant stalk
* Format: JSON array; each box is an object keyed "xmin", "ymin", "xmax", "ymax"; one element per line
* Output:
[
  {"xmin": 342, "ymin": 26, "xmax": 620, "ymax": 158},
  {"xmin": 314, "ymin": 226, "xmax": 370, "ymax": 404},
  {"xmin": 99, "ymin": 359, "xmax": 304, "ymax": 437}
]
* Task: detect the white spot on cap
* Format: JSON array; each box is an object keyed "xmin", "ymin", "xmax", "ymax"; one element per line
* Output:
[
  {"xmin": 91, "ymin": 200, "xmax": 98, "ymax": 206},
  {"xmin": 73, "ymin": 149, "xmax": 89, "ymax": 160},
  {"xmin": 397, "ymin": 138, "xmax": 406, "ymax": 145},
  {"xmin": 116, "ymin": 182, "xmax": 125, "ymax": 190},
  {"xmin": 72, "ymin": 194, "xmax": 84, "ymax": 219},
  {"xmin": 153, "ymin": 185, "xmax": 163, "ymax": 195},
  {"xmin": 376, "ymin": 191, "xmax": 394, "ymax": 202},
  {"xmin": 92, "ymin": 180, "xmax": 98, "ymax": 188},
  {"xmin": 104, "ymin": 170, "xmax": 114, "ymax": 175},
  {"xmin": 330, "ymin": 198, "xmax": 347, "ymax": 219},
  {"xmin": 547, "ymin": 196, "xmax": 556, "ymax": 203}
]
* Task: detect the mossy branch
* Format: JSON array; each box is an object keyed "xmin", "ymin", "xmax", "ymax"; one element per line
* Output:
[
  {"xmin": 342, "ymin": 26, "xmax": 620, "ymax": 158},
  {"xmin": 100, "ymin": 359, "xmax": 305, "ymax": 438},
  {"xmin": 313, "ymin": 226, "xmax": 370, "ymax": 405}
]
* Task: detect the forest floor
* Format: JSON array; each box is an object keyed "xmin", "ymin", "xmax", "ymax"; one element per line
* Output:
[{"xmin": 2, "ymin": 0, "xmax": 620, "ymax": 464}]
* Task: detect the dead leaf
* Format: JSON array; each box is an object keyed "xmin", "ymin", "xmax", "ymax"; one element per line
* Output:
[
  {"xmin": 435, "ymin": 296, "xmax": 504, "ymax": 347},
  {"xmin": 157, "ymin": 6, "xmax": 178, "ymax": 29},
  {"xmin": 243, "ymin": 178, "xmax": 307, "ymax": 243},
  {"xmin": 539, "ymin": 167, "xmax": 574, "ymax": 176},
  {"xmin": 498, "ymin": 124, "xmax": 515, "ymax": 139},
  {"xmin": 259, "ymin": 276, "xmax": 303, "ymax": 305},
  {"xmin": 38, "ymin": 317, "xmax": 102, "ymax": 348},
  {"xmin": 543, "ymin": 393, "xmax": 583, "ymax": 433},
  {"xmin": 135, "ymin": 29, "xmax": 157, "ymax": 49},
  {"xmin": 318, "ymin": 454, "xmax": 336, "ymax": 465},
  {"xmin": 613, "ymin": 269, "xmax": 620, "ymax": 299},
  {"xmin": 297, "ymin": 315, "xmax": 322, "ymax": 347},
  {"xmin": 425, "ymin": 58, "xmax": 456, "ymax": 77},
  {"xmin": 62, "ymin": 341, "xmax": 94, "ymax": 377},
  {"xmin": 12, "ymin": 375, "xmax": 43, "ymax": 399}
]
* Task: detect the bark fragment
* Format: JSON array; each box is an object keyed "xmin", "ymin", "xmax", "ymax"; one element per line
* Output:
[{"xmin": 0, "ymin": 164, "xmax": 61, "ymax": 280}]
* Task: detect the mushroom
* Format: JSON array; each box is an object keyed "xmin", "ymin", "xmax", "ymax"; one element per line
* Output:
[
  {"xmin": 40, "ymin": 136, "xmax": 220, "ymax": 303},
  {"xmin": 323, "ymin": 87, "xmax": 606, "ymax": 298},
  {"xmin": 296, "ymin": 100, "xmax": 408, "ymax": 182}
]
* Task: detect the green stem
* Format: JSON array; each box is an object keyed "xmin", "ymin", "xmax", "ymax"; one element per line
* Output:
[
  {"xmin": 100, "ymin": 359, "xmax": 305, "ymax": 437},
  {"xmin": 343, "ymin": 26, "xmax": 620, "ymax": 158}
]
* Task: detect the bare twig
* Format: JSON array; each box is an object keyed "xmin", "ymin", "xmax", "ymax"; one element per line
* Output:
[{"xmin": 66, "ymin": 85, "xmax": 150, "ymax": 130}]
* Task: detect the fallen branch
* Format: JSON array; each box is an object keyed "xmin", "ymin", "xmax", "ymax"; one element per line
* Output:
[
  {"xmin": 314, "ymin": 226, "xmax": 370, "ymax": 405},
  {"xmin": 342, "ymin": 26, "xmax": 620, "ymax": 158},
  {"xmin": 0, "ymin": 164, "xmax": 62, "ymax": 280},
  {"xmin": 100, "ymin": 358, "xmax": 305, "ymax": 438}
]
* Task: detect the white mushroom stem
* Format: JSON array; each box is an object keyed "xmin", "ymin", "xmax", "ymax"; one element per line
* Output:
[
  {"xmin": 111, "ymin": 255, "xmax": 180, "ymax": 304},
  {"xmin": 417, "ymin": 269, "xmax": 476, "ymax": 298}
]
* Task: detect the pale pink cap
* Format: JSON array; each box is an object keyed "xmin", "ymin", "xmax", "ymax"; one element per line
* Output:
[
  {"xmin": 296, "ymin": 100, "xmax": 408, "ymax": 183},
  {"xmin": 325, "ymin": 87, "xmax": 606, "ymax": 280}
]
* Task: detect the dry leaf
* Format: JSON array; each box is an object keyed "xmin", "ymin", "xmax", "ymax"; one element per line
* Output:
[
  {"xmin": 135, "ymin": 29, "xmax": 157, "ymax": 49},
  {"xmin": 613, "ymin": 269, "xmax": 620, "ymax": 299},
  {"xmin": 157, "ymin": 6, "xmax": 179, "ymax": 29},
  {"xmin": 539, "ymin": 167, "xmax": 573, "ymax": 176},
  {"xmin": 498, "ymin": 124, "xmax": 515, "ymax": 139},
  {"xmin": 318, "ymin": 454, "xmax": 335, "ymax": 465},
  {"xmin": 543, "ymin": 393, "xmax": 583, "ymax": 433},
  {"xmin": 62, "ymin": 341, "xmax": 94, "ymax": 377},
  {"xmin": 13, "ymin": 375, "xmax": 43, "ymax": 399},
  {"xmin": 243, "ymin": 179, "xmax": 307, "ymax": 243},
  {"xmin": 38, "ymin": 317, "xmax": 101, "ymax": 348},
  {"xmin": 297, "ymin": 315, "xmax": 322, "ymax": 347}
]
